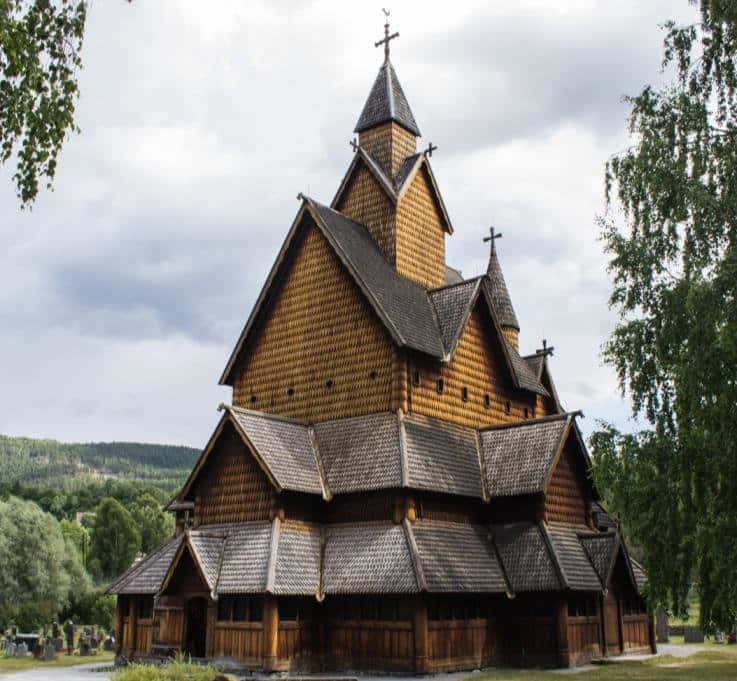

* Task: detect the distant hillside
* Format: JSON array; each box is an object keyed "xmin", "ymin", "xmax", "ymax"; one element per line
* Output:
[{"xmin": 0, "ymin": 434, "xmax": 200, "ymax": 492}]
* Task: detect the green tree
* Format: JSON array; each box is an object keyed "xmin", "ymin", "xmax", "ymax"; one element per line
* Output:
[
  {"xmin": 130, "ymin": 493, "xmax": 174, "ymax": 553},
  {"xmin": 0, "ymin": 496, "xmax": 90, "ymax": 627},
  {"xmin": 90, "ymin": 497, "xmax": 140, "ymax": 578},
  {"xmin": 592, "ymin": 0, "xmax": 737, "ymax": 631},
  {"xmin": 60, "ymin": 517, "xmax": 90, "ymax": 564}
]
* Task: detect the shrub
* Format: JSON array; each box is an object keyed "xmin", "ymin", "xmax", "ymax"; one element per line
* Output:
[{"xmin": 113, "ymin": 655, "xmax": 223, "ymax": 681}]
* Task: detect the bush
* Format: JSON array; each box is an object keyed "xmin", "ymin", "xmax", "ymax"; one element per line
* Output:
[
  {"xmin": 59, "ymin": 589, "xmax": 116, "ymax": 630},
  {"xmin": 114, "ymin": 655, "xmax": 224, "ymax": 681}
]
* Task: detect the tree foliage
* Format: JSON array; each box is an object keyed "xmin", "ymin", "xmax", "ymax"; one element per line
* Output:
[
  {"xmin": 0, "ymin": 0, "xmax": 87, "ymax": 205},
  {"xmin": 90, "ymin": 497, "xmax": 140, "ymax": 579},
  {"xmin": 592, "ymin": 0, "xmax": 737, "ymax": 631},
  {"xmin": 130, "ymin": 492, "xmax": 174, "ymax": 553},
  {"xmin": 0, "ymin": 496, "xmax": 90, "ymax": 628}
]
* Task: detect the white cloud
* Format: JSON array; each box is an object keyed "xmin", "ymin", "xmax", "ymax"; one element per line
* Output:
[{"xmin": 0, "ymin": 0, "xmax": 700, "ymax": 446}]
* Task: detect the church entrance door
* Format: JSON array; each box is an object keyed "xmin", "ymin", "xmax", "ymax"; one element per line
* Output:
[{"xmin": 184, "ymin": 597, "xmax": 207, "ymax": 658}]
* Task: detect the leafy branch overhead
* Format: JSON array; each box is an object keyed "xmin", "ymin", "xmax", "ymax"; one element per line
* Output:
[{"xmin": 591, "ymin": 0, "xmax": 737, "ymax": 631}]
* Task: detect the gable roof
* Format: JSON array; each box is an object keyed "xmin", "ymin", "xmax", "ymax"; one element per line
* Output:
[
  {"xmin": 355, "ymin": 60, "xmax": 420, "ymax": 136},
  {"xmin": 523, "ymin": 351, "xmax": 564, "ymax": 413},
  {"xmin": 543, "ymin": 523, "xmax": 603, "ymax": 592},
  {"xmin": 106, "ymin": 535, "xmax": 183, "ymax": 595},
  {"xmin": 480, "ymin": 413, "xmax": 578, "ymax": 499},
  {"xmin": 331, "ymin": 148, "xmax": 453, "ymax": 234}
]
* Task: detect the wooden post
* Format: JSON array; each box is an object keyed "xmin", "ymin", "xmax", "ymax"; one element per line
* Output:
[
  {"xmin": 263, "ymin": 595, "xmax": 279, "ymax": 670},
  {"xmin": 129, "ymin": 597, "xmax": 138, "ymax": 657},
  {"xmin": 599, "ymin": 594, "xmax": 608, "ymax": 657},
  {"xmin": 205, "ymin": 600, "xmax": 217, "ymax": 658},
  {"xmin": 555, "ymin": 597, "xmax": 569, "ymax": 668},
  {"xmin": 114, "ymin": 597, "xmax": 124, "ymax": 655},
  {"xmin": 413, "ymin": 596, "xmax": 429, "ymax": 673},
  {"xmin": 616, "ymin": 592, "xmax": 625, "ymax": 654}
]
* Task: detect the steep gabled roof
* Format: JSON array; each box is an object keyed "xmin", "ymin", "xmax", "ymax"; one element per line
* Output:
[
  {"xmin": 480, "ymin": 413, "xmax": 576, "ymax": 498},
  {"xmin": 106, "ymin": 535, "xmax": 183, "ymax": 595},
  {"xmin": 355, "ymin": 60, "xmax": 420, "ymax": 136},
  {"xmin": 428, "ymin": 278, "xmax": 482, "ymax": 356},
  {"xmin": 523, "ymin": 351, "xmax": 564, "ymax": 413},
  {"xmin": 331, "ymin": 148, "xmax": 453, "ymax": 234},
  {"xmin": 485, "ymin": 252, "xmax": 519, "ymax": 330},
  {"xmin": 543, "ymin": 522, "xmax": 603, "ymax": 592}
]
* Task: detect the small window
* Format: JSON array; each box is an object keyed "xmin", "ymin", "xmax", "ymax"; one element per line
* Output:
[
  {"xmin": 233, "ymin": 598, "xmax": 248, "ymax": 621},
  {"xmin": 249, "ymin": 597, "xmax": 263, "ymax": 622},
  {"xmin": 287, "ymin": 387, "xmax": 294, "ymax": 397},
  {"xmin": 138, "ymin": 597, "xmax": 153, "ymax": 620},
  {"xmin": 279, "ymin": 599, "xmax": 299, "ymax": 622},
  {"xmin": 325, "ymin": 379, "xmax": 334, "ymax": 389},
  {"xmin": 412, "ymin": 370, "xmax": 421, "ymax": 386},
  {"xmin": 505, "ymin": 400, "xmax": 511, "ymax": 414},
  {"xmin": 524, "ymin": 407, "xmax": 529, "ymax": 418},
  {"xmin": 369, "ymin": 370, "xmax": 377, "ymax": 380},
  {"xmin": 250, "ymin": 394, "xmax": 256, "ymax": 404},
  {"xmin": 436, "ymin": 378, "xmax": 444, "ymax": 394},
  {"xmin": 484, "ymin": 394, "xmax": 491, "ymax": 409},
  {"xmin": 218, "ymin": 598, "xmax": 233, "ymax": 622},
  {"xmin": 461, "ymin": 387, "xmax": 468, "ymax": 402}
]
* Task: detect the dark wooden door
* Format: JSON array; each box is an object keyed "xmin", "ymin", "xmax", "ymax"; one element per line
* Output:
[
  {"xmin": 184, "ymin": 597, "xmax": 207, "ymax": 658},
  {"xmin": 604, "ymin": 591, "xmax": 621, "ymax": 653}
]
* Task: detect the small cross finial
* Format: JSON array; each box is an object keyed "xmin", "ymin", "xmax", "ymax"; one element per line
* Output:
[
  {"xmin": 350, "ymin": 137, "xmax": 359, "ymax": 153},
  {"xmin": 426, "ymin": 142, "xmax": 438, "ymax": 157},
  {"xmin": 482, "ymin": 225, "xmax": 503, "ymax": 256},
  {"xmin": 375, "ymin": 8, "xmax": 399, "ymax": 63},
  {"xmin": 536, "ymin": 339, "xmax": 555, "ymax": 357}
]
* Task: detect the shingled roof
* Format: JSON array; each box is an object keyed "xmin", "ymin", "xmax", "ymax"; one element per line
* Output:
[
  {"xmin": 355, "ymin": 60, "xmax": 420, "ymax": 136},
  {"xmin": 484, "ymin": 253, "xmax": 519, "ymax": 330},
  {"xmin": 480, "ymin": 414, "xmax": 573, "ymax": 498},
  {"xmin": 106, "ymin": 535, "xmax": 183, "ymax": 595},
  {"xmin": 544, "ymin": 523, "xmax": 603, "ymax": 592}
]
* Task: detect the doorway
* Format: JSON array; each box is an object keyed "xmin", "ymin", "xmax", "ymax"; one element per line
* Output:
[{"xmin": 184, "ymin": 597, "xmax": 208, "ymax": 658}]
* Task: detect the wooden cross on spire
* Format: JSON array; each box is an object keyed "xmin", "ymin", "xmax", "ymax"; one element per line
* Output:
[
  {"xmin": 536, "ymin": 338, "xmax": 555, "ymax": 357},
  {"xmin": 483, "ymin": 226, "xmax": 503, "ymax": 256},
  {"xmin": 375, "ymin": 8, "xmax": 399, "ymax": 63}
]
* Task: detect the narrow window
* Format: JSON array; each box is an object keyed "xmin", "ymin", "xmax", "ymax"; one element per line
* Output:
[
  {"xmin": 325, "ymin": 379, "xmax": 334, "ymax": 389},
  {"xmin": 412, "ymin": 370, "xmax": 421, "ymax": 386},
  {"xmin": 218, "ymin": 597, "xmax": 232, "ymax": 622},
  {"xmin": 531, "ymin": 406, "xmax": 536, "ymax": 419},
  {"xmin": 249, "ymin": 597, "xmax": 264, "ymax": 622},
  {"xmin": 504, "ymin": 400, "xmax": 511, "ymax": 414},
  {"xmin": 369, "ymin": 370, "xmax": 377, "ymax": 380},
  {"xmin": 233, "ymin": 597, "xmax": 248, "ymax": 622},
  {"xmin": 287, "ymin": 387, "xmax": 294, "ymax": 397},
  {"xmin": 250, "ymin": 394, "xmax": 257, "ymax": 404},
  {"xmin": 524, "ymin": 407, "xmax": 529, "ymax": 418},
  {"xmin": 436, "ymin": 378, "xmax": 444, "ymax": 394},
  {"xmin": 461, "ymin": 386, "xmax": 469, "ymax": 402},
  {"xmin": 484, "ymin": 394, "xmax": 491, "ymax": 409}
]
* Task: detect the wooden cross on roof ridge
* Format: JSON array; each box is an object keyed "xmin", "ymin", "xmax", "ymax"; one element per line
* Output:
[
  {"xmin": 483, "ymin": 225, "xmax": 503, "ymax": 256},
  {"xmin": 375, "ymin": 8, "xmax": 399, "ymax": 63},
  {"xmin": 536, "ymin": 338, "xmax": 555, "ymax": 357}
]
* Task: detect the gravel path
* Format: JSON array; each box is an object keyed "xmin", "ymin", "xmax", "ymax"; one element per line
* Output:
[{"xmin": 0, "ymin": 662, "xmax": 111, "ymax": 681}]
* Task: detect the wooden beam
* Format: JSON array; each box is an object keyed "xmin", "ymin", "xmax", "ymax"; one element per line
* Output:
[
  {"xmin": 263, "ymin": 595, "xmax": 279, "ymax": 670},
  {"xmin": 599, "ymin": 594, "xmax": 608, "ymax": 658},
  {"xmin": 205, "ymin": 600, "xmax": 216, "ymax": 658},
  {"xmin": 413, "ymin": 596, "xmax": 429, "ymax": 673},
  {"xmin": 555, "ymin": 597, "xmax": 570, "ymax": 668},
  {"xmin": 114, "ymin": 597, "xmax": 124, "ymax": 655}
]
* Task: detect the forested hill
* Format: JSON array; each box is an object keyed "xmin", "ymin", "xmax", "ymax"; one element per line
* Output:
[{"xmin": 0, "ymin": 434, "xmax": 200, "ymax": 492}]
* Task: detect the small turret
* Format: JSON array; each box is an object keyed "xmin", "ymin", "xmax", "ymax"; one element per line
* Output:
[{"xmin": 483, "ymin": 227, "xmax": 520, "ymax": 349}]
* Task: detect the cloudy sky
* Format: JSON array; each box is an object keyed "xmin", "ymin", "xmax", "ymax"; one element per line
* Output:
[{"xmin": 0, "ymin": 1, "xmax": 698, "ymax": 447}]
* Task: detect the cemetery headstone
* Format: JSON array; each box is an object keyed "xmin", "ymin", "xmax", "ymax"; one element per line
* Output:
[
  {"xmin": 44, "ymin": 641, "xmax": 55, "ymax": 661},
  {"xmin": 684, "ymin": 625, "xmax": 705, "ymax": 643},
  {"xmin": 15, "ymin": 642, "xmax": 27, "ymax": 658}
]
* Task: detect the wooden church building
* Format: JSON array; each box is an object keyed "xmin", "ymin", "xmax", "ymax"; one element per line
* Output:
[{"xmin": 108, "ymin": 20, "xmax": 655, "ymax": 671}]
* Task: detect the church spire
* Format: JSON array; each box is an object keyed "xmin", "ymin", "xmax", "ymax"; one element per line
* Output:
[
  {"xmin": 483, "ymin": 226, "xmax": 520, "ymax": 347},
  {"xmin": 353, "ymin": 11, "xmax": 420, "ymax": 176}
]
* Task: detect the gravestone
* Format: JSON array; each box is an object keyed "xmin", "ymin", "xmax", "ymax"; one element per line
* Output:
[
  {"xmin": 44, "ymin": 641, "xmax": 55, "ymax": 661},
  {"xmin": 655, "ymin": 608, "xmax": 669, "ymax": 643},
  {"xmin": 715, "ymin": 630, "xmax": 726, "ymax": 643},
  {"xmin": 79, "ymin": 636, "xmax": 91, "ymax": 656},
  {"xmin": 15, "ymin": 642, "xmax": 27, "ymax": 658},
  {"xmin": 4, "ymin": 641, "xmax": 16, "ymax": 657},
  {"xmin": 103, "ymin": 635, "xmax": 114, "ymax": 651},
  {"xmin": 684, "ymin": 625, "xmax": 705, "ymax": 643}
]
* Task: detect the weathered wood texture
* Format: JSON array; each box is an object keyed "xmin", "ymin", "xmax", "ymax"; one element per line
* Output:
[
  {"xmin": 277, "ymin": 621, "xmax": 317, "ymax": 669},
  {"xmin": 135, "ymin": 620, "xmax": 153, "ymax": 655},
  {"xmin": 326, "ymin": 620, "xmax": 415, "ymax": 671},
  {"xmin": 155, "ymin": 607, "xmax": 184, "ymax": 648},
  {"xmin": 544, "ymin": 444, "xmax": 589, "ymax": 525},
  {"xmin": 213, "ymin": 622, "xmax": 263, "ymax": 663},
  {"xmin": 190, "ymin": 422, "xmax": 276, "ymax": 526},
  {"xmin": 427, "ymin": 619, "xmax": 495, "ymax": 670},
  {"xmin": 338, "ymin": 163, "xmax": 398, "ymax": 265},
  {"xmin": 395, "ymin": 166, "xmax": 446, "ymax": 289},
  {"xmin": 358, "ymin": 122, "xmax": 417, "ymax": 177},
  {"xmin": 162, "ymin": 549, "xmax": 208, "ymax": 596},
  {"xmin": 622, "ymin": 615, "xmax": 650, "ymax": 651},
  {"xmin": 498, "ymin": 615, "xmax": 556, "ymax": 667},
  {"xmin": 502, "ymin": 326, "xmax": 519, "ymax": 350},
  {"xmin": 409, "ymin": 302, "xmax": 540, "ymax": 428},
  {"xmin": 232, "ymin": 221, "xmax": 397, "ymax": 423},
  {"xmin": 567, "ymin": 617, "xmax": 601, "ymax": 664}
]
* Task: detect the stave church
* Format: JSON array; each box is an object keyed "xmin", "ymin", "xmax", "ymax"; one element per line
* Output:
[{"xmin": 108, "ymin": 18, "xmax": 655, "ymax": 671}]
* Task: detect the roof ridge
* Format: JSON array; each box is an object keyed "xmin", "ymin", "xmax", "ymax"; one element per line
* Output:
[
  {"xmin": 479, "ymin": 411, "xmax": 581, "ymax": 433},
  {"xmin": 402, "ymin": 518, "xmax": 426, "ymax": 592},
  {"xmin": 265, "ymin": 516, "xmax": 281, "ymax": 594},
  {"xmin": 307, "ymin": 425, "xmax": 331, "ymax": 501},
  {"xmin": 538, "ymin": 521, "xmax": 569, "ymax": 591},
  {"xmin": 224, "ymin": 403, "xmax": 307, "ymax": 426},
  {"xmin": 428, "ymin": 275, "xmax": 482, "ymax": 293},
  {"xmin": 397, "ymin": 409, "xmax": 409, "ymax": 488},
  {"xmin": 488, "ymin": 529, "xmax": 515, "ymax": 598}
]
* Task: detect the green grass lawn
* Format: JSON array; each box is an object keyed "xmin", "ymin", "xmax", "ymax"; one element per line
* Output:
[
  {"xmin": 469, "ymin": 645, "xmax": 737, "ymax": 681},
  {"xmin": 0, "ymin": 648, "xmax": 114, "ymax": 673}
]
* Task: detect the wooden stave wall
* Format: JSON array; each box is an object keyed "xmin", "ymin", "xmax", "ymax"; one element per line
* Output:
[
  {"xmin": 358, "ymin": 122, "xmax": 417, "ymax": 178},
  {"xmin": 232, "ymin": 221, "xmax": 398, "ymax": 423},
  {"xmin": 409, "ymin": 303, "xmax": 542, "ymax": 429},
  {"xmin": 544, "ymin": 443, "xmax": 589, "ymax": 525},
  {"xmin": 191, "ymin": 422, "xmax": 277, "ymax": 526}
]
